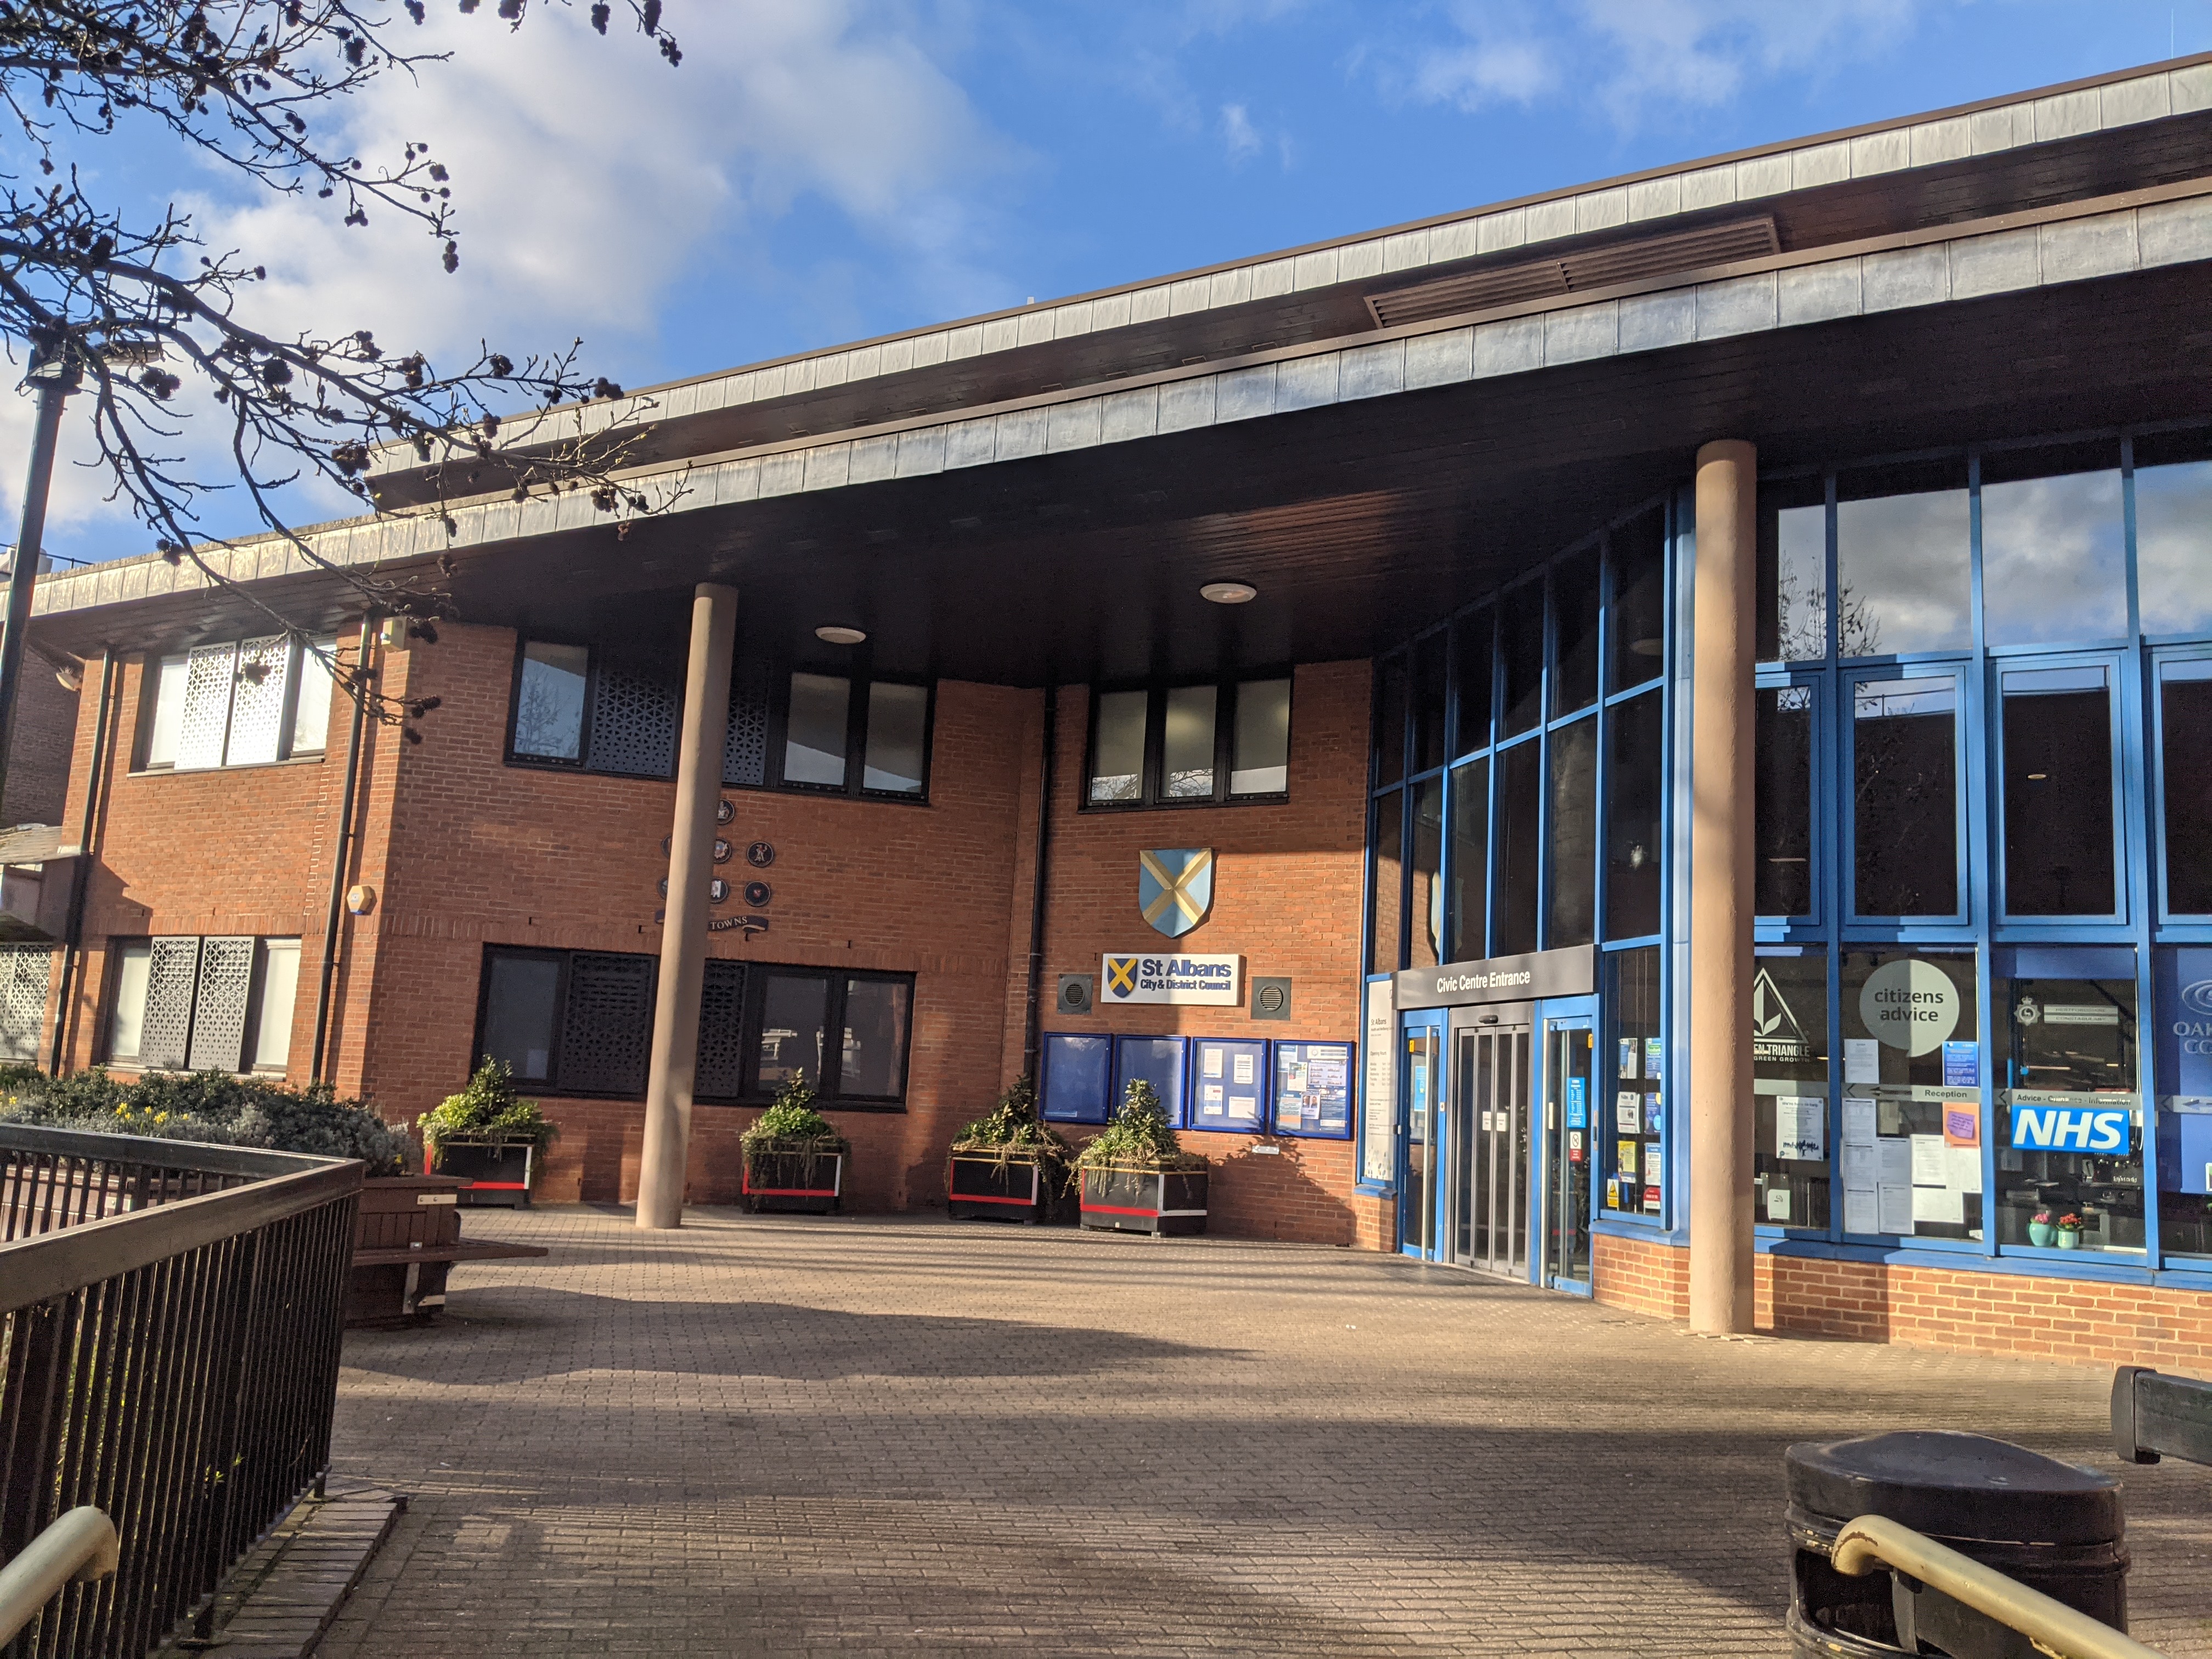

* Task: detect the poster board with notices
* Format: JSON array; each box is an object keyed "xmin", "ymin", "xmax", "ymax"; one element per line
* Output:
[
  {"xmin": 1273, "ymin": 1041, "xmax": 1355, "ymax": 1139},
  {"xmin": 1187, "ymin": 1038, "xmax": 1268, "ymax": 1133}
]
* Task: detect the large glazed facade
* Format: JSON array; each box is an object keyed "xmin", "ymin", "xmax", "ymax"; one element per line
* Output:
[{"xmin": 23, "ymin": 57, "xmax": 2212, "ymax": 1367}]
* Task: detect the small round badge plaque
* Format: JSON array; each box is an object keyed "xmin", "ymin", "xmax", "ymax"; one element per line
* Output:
[
  {"xmin": 743, "ymin": 879, "xmax": 772, "ymax": 908},
  {"xmin": 746, "ymin": 841, "xmax": 776, "ymax": 868}
]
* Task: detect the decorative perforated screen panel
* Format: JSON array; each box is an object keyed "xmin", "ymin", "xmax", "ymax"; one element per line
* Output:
[
  {"xmin": 724, "ymin": 665, "xmax": 770, "ymax": 787},
  {"xmin": 140, "ymin": 938, "xmax": 201, "ymax": 1069},
  {"xmin": 588, "ymin": 668, "xmax": 679, "ymax": 778},
  {"xmin": 0, "ymin": 947, "xmax": 50, "ymax": 1063},
  {"xmin": 695, "ymin": 959, "xmax": 748, "ymax": 1099},
  {"xmin": 224, "ymin": 635, "xmax": 291, "ymax": 765},
  {"xmin": 558, "ymin": 952, "xmax": 654, "ymax": 1094},
  {"xmin": 187, "ymin": 937, "xmax": 255, "ymax": 1073},
  {"xmin": 176, "ymin": 644, "xmax": 237, "ymax": 770}
]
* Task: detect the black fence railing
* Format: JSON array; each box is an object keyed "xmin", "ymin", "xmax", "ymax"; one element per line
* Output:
[{"xmin": 0, "ymin": 1126, "xmax": 362, "ymax": 1659}]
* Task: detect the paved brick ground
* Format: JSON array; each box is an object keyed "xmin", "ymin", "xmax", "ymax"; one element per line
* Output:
[{"xmin": 319, "ymin": 1207, "xmax": 2212, "ymax": 1657}]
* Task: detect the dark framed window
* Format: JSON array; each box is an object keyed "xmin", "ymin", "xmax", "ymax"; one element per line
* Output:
[
  {"xmin": 104, "ymin": 935, "xmax": 301, "ymax": 1074},
  {"xmin": 138, "ymin": 635, "xmax": 338, "ymax": 772},
  {"xmin": 1084, "ymin": 676, "xmax": 1291, "ymax": 808},
  {"xmin": 506, "ymin": 639, "xmax": 932, "ymax": 801},
  {"xmin": 472, "ymin": 945, "xmax": 913, "ymax": 1108}
]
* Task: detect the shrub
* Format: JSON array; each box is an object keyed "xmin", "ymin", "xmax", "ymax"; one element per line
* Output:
[
  {"xmin": 1075, "ymin": 1078, "xmax": 1203, "ymax": 1172},
  {"xmin": 0, "ymin": 1068, "xmax": 412, "ymax": 1176},
  {"xmin": 952, "ymin": 1075, "xmax": 1071, "ymax": 1164},
  {"xmin": 741, "ymin": 1070, "xmax": 845, "ymax": 1150},
  {"xmin": 417, "ymin": 1060, "xmax": 558, "ymax": 1158}
]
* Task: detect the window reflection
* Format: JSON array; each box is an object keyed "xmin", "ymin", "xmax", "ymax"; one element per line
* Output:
[
  {"xmin": 784, "ymin": 673, "xmax": 851, "ymax": 787},
  {"xmin": 1447, "ymin": 759, "xmax": 1488, "ymax": 961},
  {"xmin": 1373, "ymin": 656, "xmax": 1408, "ymax": 786},
  {"xmin": 1410, "ymin": 777, "xmax": 1444, "ymax": 969},
  {"xmin": 2136, "ymin": 458, "xmax": 2212, "ymax": 636},
  {"xmin": 514, "ymin": 642, "xmax": 589, "ymax": 760},
  {"xmin": 1753, "ymin": 952, "xmax": 1830, "ymax": 1231},
  {"xmin": 1838, "ymin": 949, "xmax": 1980, "ymax": 1241},
  {"xmin": 1496, "ymin": 742, "xmax": 1541, "ymax": 955},
  {"xmin": 1836, "ymin": 477, "xmax": 1970, "ymax": 655},
  {"xmin": 1412, "ymin": 631, "xmax": 1448, "ymax": 774},
  {"xmin": 1369, "ymin": 789, "xmax": 1404, "ymax": 975},
  {"xmin": 1980, "ymin": 465, "xmax": 2126, "ymax": 645},
  {"xmin": 2160, "ymin": 661, "xmax": 2212, "ymax": 914},
  {"xmin": 1605, "ymin": 691, "xmax": 1662, "ymax": 940},
  {"xmin": 757, "ymin": 973, "xmax": 828, "ymax": 1092},
  {"xmin": 1757, "ymin": 479, "xmax": 1827, "ymax": 662},
  {"xmin": 1609, "ymin": 509, "xmax": 1667, "ymax": 690},
  {"xmin": 1451, "ymin": 609, "xmax": 1494, "ymax": 758},
  {"xmin": 1853, "ymin": 676, "xmax": 1959, "ymax": 917},
  {"xmin": 1755, "ymin": 686, "xmax": 1813, "ymax": 917},
  {"xmin": 1547, "ymin": 720, "xmax": 1596, "ymax": 948},
  {"xmin": 2001, "ymin": 665, "xmax": 2114, "ymax": 916},
  {"xmin": 1161, "ymin": 686, "xmax": 1217, "ymax": 798},
  {"xmin": 1088, "ymin": 690, "xmax": 1147, "ymax": 803},
  {"xmin": 2153, "ymin": 947, "xmax": 2212, "ymax": 1259},
  {"xmin": 1551, "ymin": 548, "xmax": 1599, "ymax": 718},
  {"xmin": 1500, "ymin": 582, "xmax": 1544, "ymax": 736}
]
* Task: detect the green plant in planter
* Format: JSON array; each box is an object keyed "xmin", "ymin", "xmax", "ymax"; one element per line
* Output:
[
  {"xmin": 0, "ymin": 1066, "xmax": 413, "ymax": 1175},
  {"xmin": 742, "ymin": 1071, "xmax": 848, "ymax": 1152},
  {"xmin": 952, "ymin": 1076, "xmax": 1073, "ymax": 1166},
  {"xmin": 418, "ymin": 1060, "xmax": 558, "ymax": 1160},
  {"xmin": 1075, "ymin": 1079, "xmax": 1205, "ymax": 1172}
]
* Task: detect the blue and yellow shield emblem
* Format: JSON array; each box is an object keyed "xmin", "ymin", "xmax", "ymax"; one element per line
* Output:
[{"xmin": 1138, "ymin": 848, "xmax": 1215, "ymax": 938}]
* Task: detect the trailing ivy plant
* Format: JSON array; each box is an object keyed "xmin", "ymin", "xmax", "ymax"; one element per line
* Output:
[
  {"xmin": 417, "ymin": 1059, "xmax": 558, "ymax": 1158},
  {"xmin": 1074, "ymin": 1078, "xmax": 1204, "ymax": 1173},
  {"xmin": 741, "ymin": 1070, "xmax": 846, "ymax": 1155},
  {"xmin": 951, "ymin": 1075, "xmax": 1071, "ymax": 1170}
]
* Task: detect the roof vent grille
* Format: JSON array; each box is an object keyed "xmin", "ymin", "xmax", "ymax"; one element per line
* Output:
[{"xmin": 1365, "ymin": 215, "xmax": 1780, "ymax": 330}]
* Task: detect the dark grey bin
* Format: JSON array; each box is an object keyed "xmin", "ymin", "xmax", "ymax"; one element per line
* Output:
[{"xmin": 1785, "ymin": 1430, "xmax": 2127, "ymax": 1658}]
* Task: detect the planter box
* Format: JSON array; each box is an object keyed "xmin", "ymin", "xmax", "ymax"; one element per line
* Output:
[
  {"xmin": 429, "ymin": 1139, "xmax": 537, "ymax": 1207},
  {"xmin": 1079, "ymin": 1166, "xmax": 1209, "ymax": 1236},
  {"xmin": 347, "ymin": 1174, "xmax": 548, "ymax": 1328},
  {"xmin": 742, "ymin": 1148, "xmax": 843, "ymax": 1215},
  {"xmin": 947, "ymin": 1152, "xmax": 1074, "ymax": 1224}
]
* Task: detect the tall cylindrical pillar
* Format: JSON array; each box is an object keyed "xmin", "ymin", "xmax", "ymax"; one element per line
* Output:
[
  {"xmin": 1689, "ymin": 440, "xmax": 1757, "ymax": 1334},
  {"xmin": 636, "ymin": 583, "xmax": 739, "ymax": 1230}
]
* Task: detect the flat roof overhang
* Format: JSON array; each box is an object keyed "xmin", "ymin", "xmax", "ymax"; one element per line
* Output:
[{"xmin": 32, "ymin": 187, "xmax": 2212, "ymax": 684}]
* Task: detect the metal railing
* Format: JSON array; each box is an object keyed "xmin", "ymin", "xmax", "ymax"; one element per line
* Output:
[
  {"xmin": 0, "ymin": 1126, "xmax": 362, "ymax": 1658},
  {"xmin": 2112, "ymin": 1366, "xmax": 2212, "ymax": 1468},
  {"xmin": 1831, "ymin": 1514, "xmax": 2167, "ymax": 1659},
  {"xmin": 0, "ymin": 1511, "xmax": 117, "ymax": 1649}
]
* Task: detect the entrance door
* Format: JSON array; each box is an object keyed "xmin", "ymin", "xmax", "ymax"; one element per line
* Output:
[
  {"xmin": 1447, "ymin": 1011, "xmax": 1532, "ymax": 1278},
  {"xmin": 1399, "ymin": 1015, "xmax": 1444, "ymax": 1257},
  {"xmin": 1543, "ymin": 1015, "xmax": 1596, "ymax": 1289}
]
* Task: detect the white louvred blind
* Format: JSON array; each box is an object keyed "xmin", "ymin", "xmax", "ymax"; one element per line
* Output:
[{"xmin": 175, "ymin": 645, "xmax": 238, "ymax": 771}]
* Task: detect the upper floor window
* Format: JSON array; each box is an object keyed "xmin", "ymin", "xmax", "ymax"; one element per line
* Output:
[
  {"xmin": 1085, "ymin": 677, "xmax": 1290, "ymax": 808},
  {"xmin": 139, "ymin": 635, "xmax": 336, "ymax": 771},
  {"xmin": 507, "ymin": 640, "xmax": 932, "ymax": 800},
  {"xmin": 106, "ymin": 935, "xmax": 300, "ymax": 1074}
]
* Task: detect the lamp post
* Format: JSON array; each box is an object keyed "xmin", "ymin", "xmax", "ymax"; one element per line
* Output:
[{"xmin": 0, "ymin": 340, "xmax": 83, "ymax": 825}]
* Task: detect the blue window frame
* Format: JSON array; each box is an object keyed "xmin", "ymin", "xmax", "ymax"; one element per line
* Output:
[
  {"xmin": 1114, "ymin": 1036, "xmax": 1188, "ymax": 1130},
  {"xmin": 1040, "ymin": 1032, "xmax": 1113, "ymax": 1125}
]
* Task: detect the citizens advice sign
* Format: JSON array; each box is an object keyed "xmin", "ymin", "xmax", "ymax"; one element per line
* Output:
[{"xmin": 1101, "ymin": 952, "xmax": 1242, "ymax": 1006}]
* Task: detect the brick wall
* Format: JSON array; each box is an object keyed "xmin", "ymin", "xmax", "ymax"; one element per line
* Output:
[
  {"xmin": 1594, "ymin": 1229, "xmax": 2212, "ymax": 1368},
  {"xmin": 5, "ymin": 664, "xmax": 80, "ymax": 828},
  {"xmin": 1025, "ymin": 665, "xmax": 1386, "ymax": 1247}
]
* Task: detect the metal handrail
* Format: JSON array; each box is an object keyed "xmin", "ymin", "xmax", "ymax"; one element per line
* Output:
[
  {"xmin": 0, "ymin": 1508, "xmax": 119, "ymax": 1647},
  {"xmin": 1832, "ymin": 1514, "xmax": 2166, "ymax": 1659}
]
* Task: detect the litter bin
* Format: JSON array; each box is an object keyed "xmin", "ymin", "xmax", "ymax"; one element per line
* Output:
[{"xmin": 1785, "ymin": 1430, "xmax": 2127, "ymax": 1657}]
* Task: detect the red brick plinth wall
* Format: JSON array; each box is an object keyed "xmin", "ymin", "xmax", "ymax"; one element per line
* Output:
[{"xmin": 1595, "ymin": 1229, "xmax": 2212, "ymax": 1369}]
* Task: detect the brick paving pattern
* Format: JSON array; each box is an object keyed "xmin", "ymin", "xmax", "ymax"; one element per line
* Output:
[{"xmin": 319, "ymin": 1209, "xmax": 2212, "ymax": 1657}]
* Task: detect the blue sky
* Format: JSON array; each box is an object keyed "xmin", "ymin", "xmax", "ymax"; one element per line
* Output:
[{"xmin": 19, "ymin": 0, "xmax": 2212, "ymax": 561}]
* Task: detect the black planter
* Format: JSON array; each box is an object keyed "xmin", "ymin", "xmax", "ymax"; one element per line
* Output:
[
  {"xmin": 947, "ymin": 1152, "xmax": 1074, "ymax": 1224},
  {"xmin": 1079, "ymin": 1166, "xmax": 1209, "ymax": 1235},
  {"xmin": 742, "ymin": 1148, "xmax": 844, "ymax": 1214},
  {"xmin": 430, "ymin": 1139, "xmax": 537, "ymax": 1207}
]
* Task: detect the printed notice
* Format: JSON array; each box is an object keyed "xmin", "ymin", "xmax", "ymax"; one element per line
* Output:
[
  {"xmin": 1232, "ymin": 1052, "xmax": 1256, "ymax": 1087},
  {"xmin": 1844, "ymin": 1189, "xmax": 1878, "ymax": 1234},
  {"xmin": 1767, "ymin": 1187, "xmax": 1793, "ymax": 1223},
  {"xmin": 1844, "ymin": 1039, "xmax": 1882, "ymax": 1086},
  {"xmin": 1909, "ymin": 1134, "xmax": 1947, "ymax": 1186},
  {"xmin": 1201, "ymin": 1083, "xmax": 1225, "ymax": 1115},
  {"xmin": 1877, "ymin": 1138, "xmax": 1912, "ymax": 1187},
  {"xmin": 1842, "ymin": 1097, "xmax": 1877, "ymax": 1147},
  {"xmin": 1203, "ymin": 1048, "xmax": 1224, "ymax": 1079},
  {"xmin": 1877, "ymin": 1183, "xmax": 1915, "ymax": 1234},
  {"xmin": 1841, "ymin": 1143, "xmax": 1877, "ymax": 1192},
  {"xmin": 1912, "ymin": 1185, "xmax": 1966, "ymax": 1225},
  {"xmin": 1945, "ymin": 1143, "xmax": 1983, "ymax": 1194},
  {"xmin": 1228, "ymin": 1094, "xmax": 1259, "ymax": 1122},
  {"xmin": 1776, "ymin": 1097, "xmax": 1825, "ymax": 1163},
  {"xmin": 1617, "ymin": 1092, "xmax": 1641, "ymax": 1134},
  {"xmin": 1617, "ymin": 1139, "xmax": 1639, "ymax": 1177}
]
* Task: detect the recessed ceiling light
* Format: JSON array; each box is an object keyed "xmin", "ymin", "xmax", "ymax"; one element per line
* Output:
[
  {"xmin": 815, "ymin": 625, "xmax": 867, "ymax": 646},
  {"xmin": 1200, "ymin": 581, "xmax": 1257, "ymax": 605}
]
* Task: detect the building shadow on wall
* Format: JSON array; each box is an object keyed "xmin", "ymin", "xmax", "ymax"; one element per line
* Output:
[{"xmin": 342, "ymin": 1286, "xmax": 1241, "ymax": 1386}]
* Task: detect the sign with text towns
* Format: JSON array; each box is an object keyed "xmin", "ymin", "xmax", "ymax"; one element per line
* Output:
[{"xmin": 1102, "ymin": 952, "xmax": 1243, "ymax": 1006}]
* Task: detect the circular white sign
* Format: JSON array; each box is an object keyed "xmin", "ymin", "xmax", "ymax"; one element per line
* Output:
[{"xmin": 1858, "ymin": 958, "xmax": 1960, "ymax": 1056}]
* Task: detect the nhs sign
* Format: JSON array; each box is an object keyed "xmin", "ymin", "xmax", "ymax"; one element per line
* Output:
[{"xmin": 2009, "ymin": 1102, "xmax": 2134, "ymax": 1154}]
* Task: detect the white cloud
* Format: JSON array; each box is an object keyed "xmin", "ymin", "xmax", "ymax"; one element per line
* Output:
[
  {"xmin": 1221, "ymin": 101, "xmax": 1263, "ymax": 162},
  {"xmin": 9, "ymin": 1, "xmax": 1023, "ymax": 557},
  {"xmin": 1408, "ymin": 36, "xmax": 1558, "ymax": 110}
]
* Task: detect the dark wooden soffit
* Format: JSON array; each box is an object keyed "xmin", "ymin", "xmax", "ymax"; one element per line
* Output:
[{"xmin": 33, "ymin": 260, "xmax": 2212, "ymax": 687}]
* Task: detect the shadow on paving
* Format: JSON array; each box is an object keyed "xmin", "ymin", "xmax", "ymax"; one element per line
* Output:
[{"xmin": 341, "ymin": 1285, "xmax": 1244, "ymax": 1384}]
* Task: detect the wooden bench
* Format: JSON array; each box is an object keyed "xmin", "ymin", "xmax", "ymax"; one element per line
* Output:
[{"xmin": 345, "ymin": 1176, "xmax": 548, "ymax": 1327}]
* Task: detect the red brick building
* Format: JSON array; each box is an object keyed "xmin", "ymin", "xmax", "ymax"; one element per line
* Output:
[{"xmin": 25, "ymin": 59, "xmax": 2212, "ymax": 1368}]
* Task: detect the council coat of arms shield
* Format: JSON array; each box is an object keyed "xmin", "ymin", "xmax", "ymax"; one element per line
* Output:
[{"xmin": 1138, "ymin": 848, "xmax": 1215, "ymax": 938}]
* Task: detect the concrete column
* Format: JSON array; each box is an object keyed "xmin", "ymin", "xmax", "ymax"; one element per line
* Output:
[
  {"xmin": 636, "ymin": 583, "xmax": 739, "ymax": 1231},
  {"xmin": 1689, "ymin": 441, "xmax": 1757, "ymax": 1334}
]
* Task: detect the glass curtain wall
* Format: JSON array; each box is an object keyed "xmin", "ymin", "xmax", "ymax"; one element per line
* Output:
[
  {"xmin": 1751, "ymin": 423, "xmax": 2212, "ymax": 1274},
  {"xmin": 1368, "ymin": 500, "xmax": 1673, "ymax": 1220}
]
